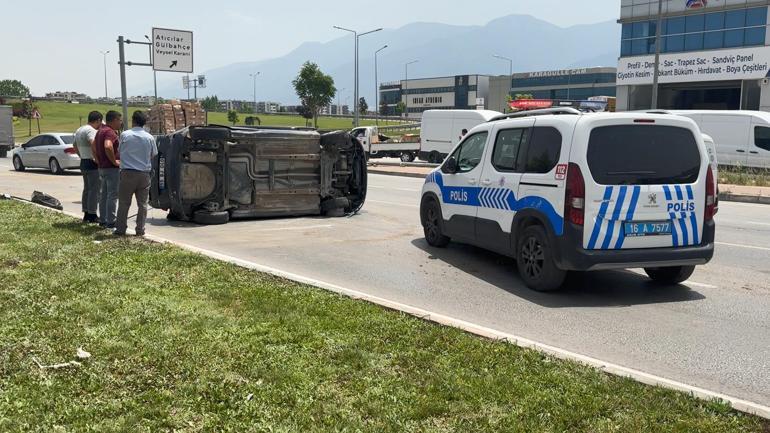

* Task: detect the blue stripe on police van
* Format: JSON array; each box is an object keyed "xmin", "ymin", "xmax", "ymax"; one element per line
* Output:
[
  {"xmin": 686, "ymin": 185, "xmax": 700, "ymax": 245},
  {"xmin": 601, "ymin": 185, "xmax": 627, "ymax": 250},
  {"xmin": 614, "ymin": 185, "xmax": 640, "ymax": 250},
  {"xmin": 674, "ymin": 185, "xmax": 690, "ymax": 246},
  {"xmin": 587, "ymin": 186, "xmax": 614, "ymax": 250},
  {"xmin": 663, "ymin": 185, "xmax": 673, "ymax": 201},
  {"xmin": 663, "ymin": 186, "xmax": 680, "ymax": 247}
]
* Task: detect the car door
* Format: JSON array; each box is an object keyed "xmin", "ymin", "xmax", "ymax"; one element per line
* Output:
[
  {"xmin": 750, "ymin": 124, "xmax": 770, "ymax": 169},
  {"xmin": 39, "ymin": 135, "xmax": 60, "ymax": 164},
  {"xmin": 436, "ymin": 130, "xmax": 491, "ymax": 243},
  {"xmin": 21, "ymin": 136, "xmax": 44, "ymax": 167},
  {"xmin": 475, "ymin": 119, "xmax": 535, "ymax": 254},
  {"xmin": 699, "ymin": 114, "xmax": 749, "ymax": 167}
]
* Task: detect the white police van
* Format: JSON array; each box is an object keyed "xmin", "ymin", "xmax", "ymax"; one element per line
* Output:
[{"xmin": 420, "ymin": 108, "xmax": 717, "ymax": 291}]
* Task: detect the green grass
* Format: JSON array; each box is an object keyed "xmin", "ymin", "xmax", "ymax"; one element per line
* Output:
[
  {"xmin": 719, "ymin": 166, "xmax": 770, "ymax": 187},
  {"xmin": 0, "ymin": 200, "xmax": 767, "ymax": 432},
  {"xmin": 12, "ymin": 101, "xmax": 408, "ymax": 141}
]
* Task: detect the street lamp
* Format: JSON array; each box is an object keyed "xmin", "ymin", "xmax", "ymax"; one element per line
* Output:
[
  {"xmin": 99, "ymin": 50, "xmax": 110, "ymax": 99},
  {"xmin": 144, "ymin": 35, "xmax": 157, "ymax": 103},
  {"xmin": 334, "ymin": 26, "xmax": 383, "ymax": 127},
  {"xmin": 374, "ymin": 45, "xmax": 388, "ymax": 125},
  {"xmin": 250, "ymin": 72, "xmax": 260, "ymax": 112},
  {"xmin": 404, "ymin": 60, "xmax": 419, "ymax": 119},
  {"xmin": 493, "ymin": 54, "xmax": 513, "ymax": 78}
]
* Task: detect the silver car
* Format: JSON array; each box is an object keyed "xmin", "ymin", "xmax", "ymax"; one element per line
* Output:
[{"xmin": 12, "ymin": 133, "xmax": 80, "ymax": 174}]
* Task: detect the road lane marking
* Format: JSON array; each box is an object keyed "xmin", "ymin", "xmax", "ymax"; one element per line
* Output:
[
  {"xmin": 368, "ymin": 185, "xmax": 421, "ymax": 192},
  {"xmin": 14, "ymin": 198, "xmax": 770, "ymax": 420},
  {"xmin": 716, "ymin": 241, "xmax": 770, "ymax": 252},
  {"xmin": 367, "ymin": 199, "xmax": 419, "ymax": 208}
]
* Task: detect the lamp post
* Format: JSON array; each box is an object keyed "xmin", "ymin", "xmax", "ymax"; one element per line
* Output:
[
  {"xmin": 144, "ymin": 35, "xmax": 157, "ymax": 103},
  {"xmin": 333, "ymin": 26, "xmax": 383, "ymax": 127},
  {"xmin": 651, "ymin": 0, "xmax": 663, "ymax": 109},
  {"xmin": 374, "ymin": 45, "xmax": 388, "ymax": 125},
  {"xmin": 492, "ymin": 54, "xmax": 513, "ymax": 78},
  {"xmin": 250, "ymin": 72, "xmax": 260, "ymax": 112},
  {"xmin": 404, "ymin": 60, "xmax": 419, "ymax": 119},
  {"xmin": 99, "ymin": 50, "xmax": 110, "ymax": 99}
]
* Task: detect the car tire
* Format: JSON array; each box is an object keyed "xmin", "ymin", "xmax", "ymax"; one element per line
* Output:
[
  {"xmin": 421, "ymin": 198, "xmax": 450, "ymax": 247},
  {"xmin": 400, "ymin": 152, "xmax": 415, "ymax": 163},
  {"xmin": 644, "ymin": 266, "xmax": 695, "ymax": 285},
  {"xmin": 13, "ymin": 155, "xmax": 25, "ymax": 172},
  {"xmin": 516, "ymin": 225, "xmax": 566, "ymax": 292},
  {"xmin": 428, "ymin": 151, "xmax": 440, "ymax": 164},
  {"xmin": 321, "ymin": 197, "xmax": 350, "ymax": 215},
  {"xmin": 49, "ymin": 158, "xmax": 63, "ymax": 175},
  {"xmin": 192, "ymin": 210, "xmax": 229, "ymax": 225}
]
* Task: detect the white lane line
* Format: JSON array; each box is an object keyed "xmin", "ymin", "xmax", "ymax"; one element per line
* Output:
[
  {"xmin": 367, "ymin": 199, "xmax": 419, "ymax": 208},
  {"xmin": 368, "ymin": 185, "xmax": 421, "ymax": 192},
  {"xmin": 19, "ymin": 200, "xmax": 770, "ymax": 420},
  {"xmin": 626, "ymin": 269, "xmax": 718, "ymax": 289},
  {"xmin": 716, "ymin": 241, "xmax": 770, "ymax": 252}
]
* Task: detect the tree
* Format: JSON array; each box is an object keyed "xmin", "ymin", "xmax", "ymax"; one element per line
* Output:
[
  {"xmin": 0, "ymin": 80, "xmax": 30, "ymax": 98},
  {"xmin": 358, "ymin": 97, "xmax": 368, "ymax": 115},
  {"xmin": 227, "ymin": 110, "xmax": 239, "ymax": 125},
  {"xmin": 239, "ymin": 105, "xmax": 254, "ymax": 114},
  {"xmin": 292, "ymin": 62, "xmax": 336, "ymax": 128},
  {"xmin": 296, "ymin": 105, "xmax": 314, "ymax": 127},
  {"xmin": 201, "ymin": 95, "xmax": 219, "ymax": 111},
  {"xmin": 395, "ymin": 101, "xmax": 406, "ymax": 116},
  {"xmin": 514, "ymin": 93, "xmax": 534, "ymax": 100}
]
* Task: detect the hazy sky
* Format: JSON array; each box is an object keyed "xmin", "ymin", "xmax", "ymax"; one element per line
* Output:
[{"xmin": 0, "ymin": 0, "xmax": 620, "ymax": 98}]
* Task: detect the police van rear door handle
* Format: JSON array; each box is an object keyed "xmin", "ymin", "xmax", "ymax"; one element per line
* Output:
[{"xmin": 481, "ymin": 179, "xmax": 492, "ymax": 186}]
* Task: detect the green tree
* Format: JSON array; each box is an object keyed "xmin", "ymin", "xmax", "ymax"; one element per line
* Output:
[
  {"xmin": 201, "ymin": 95, "xmax": 219, "ymax": 111},
  {"xmin": 395, "ymin": 101, "xmax": 406, "ymax": 116},
  {"xmin": 296, "ymin": 105, "xmax": 314, "ymax": 127},
  {"xmin": 358, "ymin": 97, "xmax": 368, "ymax": 115},
  {"xmin": 0, "ymin": 80, "xmax": 30, "ymax": 98},
  {"xmin": 239, "ymin": 104, "xmax": 254, "ymax": 114},
  {"xmin": 514, "ymin": 93, "xmax": 534, "ymax": 100},
  {"xmin": 292, "ymin": 62, "xmax": 336, "ymax": 128},
  {"xmin": 227, "ymin": 110, "xmax": 239, "ymax": 125}
]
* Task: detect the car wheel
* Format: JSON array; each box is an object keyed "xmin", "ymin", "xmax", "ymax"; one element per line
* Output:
[
  {"xmin": 13, "ymin": 155, "xmax": 25, "ymax": 172},
  {"xmin": 421, "ymin": 198, "xmax": 450, "ymax": 247},
  {"xmin": 49, "ymin": 158, "xmax": 63, "ymax": 175},
  {"xmin": 192, "ymin": 210, "xmax": 229, "ymax": 225},
  {"xmin": 400, "ymin": 152, "xmax": 415, "ymax": 163},
  {"xmin": 516, "ymin": 225, "xmax": 566, "ymax": 292},
  {"xmin": 428, "ymin": 151, "xmax": 440, "ymax": 164},
  {"xmin": 644, "ymin": 266, "xmax": 695, "ymax": 285}
]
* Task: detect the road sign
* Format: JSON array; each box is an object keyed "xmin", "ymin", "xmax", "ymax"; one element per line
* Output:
[
  {"xmin": 151, "ymin": 27, "xmax": 193, "ymax": 73},
  {"xmin": 182, "ymin": 75, "xmax": 190, "ymax": 89},
  {"xmin": 32, "ymin": 110, "xmax": 41, "ymax": 119}
]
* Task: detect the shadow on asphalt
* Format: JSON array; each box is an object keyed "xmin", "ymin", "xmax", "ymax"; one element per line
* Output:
[
  {"xmin": 410, "ymin": 238, "xmax": 706, "ymax": 308},
  {"xmin": 7, "ymin": 168, "xmax": 80, "ymax": 176}
]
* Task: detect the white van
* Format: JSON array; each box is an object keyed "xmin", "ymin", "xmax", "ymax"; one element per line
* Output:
[
  {"xmin": 421, "ymin": 108, "xmax": 716, "ymax": 291},
  {"xmin": 419, "ymin": 110, "xmax": 501, "ymax": 163},
  {"xmin": 647, "ymin": 110, "xmax": 770, "ymax": 169}
]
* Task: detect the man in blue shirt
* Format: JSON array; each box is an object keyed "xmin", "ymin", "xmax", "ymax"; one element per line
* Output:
[{"xmin": 114, "ymin": 110, "xmax": 158, "ymax": 236}]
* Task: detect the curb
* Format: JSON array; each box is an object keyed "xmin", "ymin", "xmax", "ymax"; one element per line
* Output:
[{"xmin": 7, "ymin": 197, "xmax": 770, "ymax": 420}]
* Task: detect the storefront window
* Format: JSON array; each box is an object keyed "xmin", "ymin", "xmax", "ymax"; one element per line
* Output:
[
  {"xmin": 686, "ymin": 14, "xmax": 705, "ymax": 33},
  {"xmin": 705, "ymin": 13, "xmax": 724, "ymax": 31},
  {"xmin": 666, "ymin": 17, "xmax": 686, "ymax": 35},
  {"xmin": 724, "ymin": 29, "xmax": 745, "ymax": 47},
  {"xmin": 703, "ymin": 31, "xmax": 724, "ymax": 49},
  {"xmin": 725, "ymin": 10, "xmax": 746, "ymax": 29},
  {"xmin": 685, "ymin": 33, "xmax": 703, "ymax": 51},
  {"xmin": 745, "ymin": 27, "xmax": 765, "ymax": 46},
  {"xmin": 746, "ymin": 7, "xmax": 767, "ymax": 26},
  {"xmin": 665, "ymin": 35, "xmax": 685, "ymax": 52}
]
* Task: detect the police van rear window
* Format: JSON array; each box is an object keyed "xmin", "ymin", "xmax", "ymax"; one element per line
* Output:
[{"xmin": 587, "ymin": 125, "xmax": 700, "ymax": 185}]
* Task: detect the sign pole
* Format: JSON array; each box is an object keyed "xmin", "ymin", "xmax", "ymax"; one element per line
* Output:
[
  {"xmin": 118, "ymin": 36, "xmax": 129, "ymax": 128},
  {"xmin": 651, "ymin": 0, "xmax": 663, "ymax": 109}
]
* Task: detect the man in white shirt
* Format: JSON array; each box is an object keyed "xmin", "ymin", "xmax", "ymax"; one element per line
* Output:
[
  {"xmin": 114, "ymin": 110, "xmax": 158, "ymax": 236},
  {"xmin": 73, "ymin": 111, "xmax": 103, "ymax": 223}
]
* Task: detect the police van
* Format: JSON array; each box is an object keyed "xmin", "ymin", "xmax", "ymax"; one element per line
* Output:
[{"xmin": 420, "ymin": 108, "xmax": 716, "ymax": 292}]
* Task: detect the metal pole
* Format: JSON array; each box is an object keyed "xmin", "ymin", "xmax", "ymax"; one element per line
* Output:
[
  {"xmin": 651, "ymin": 0, "xmax": 663, "ymax": 109},
  {"xmin": 354, "ymin": 34, "xmax": 359, "ymax": 126},
  {"xmin": 100, "ymin": 50, "xmax": 110, "ymax": 99},
  {"xmin": 374, "ymin": 45, "xmax": 387, "ymax": 126},
  {"xmin": 117, "ymin": 36, "xmax": 128, "ymax": 128},
  {"xmin": 186, "ymin": 74, "xmax": 190, "ymax": 100},
  {"xmin": 404, "ymin": 60, "xmax": 418, "ymax": 119}
]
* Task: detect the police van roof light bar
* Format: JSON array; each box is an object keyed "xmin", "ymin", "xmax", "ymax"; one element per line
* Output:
[{"xmin": 489, "ymin": 107, "xmax": 582, "ymax": 122}]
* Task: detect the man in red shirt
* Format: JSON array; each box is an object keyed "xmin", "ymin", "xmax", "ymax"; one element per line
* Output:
[{"xmin": 94, "ymin": 111, "xmax": 122, "ymax": 228}]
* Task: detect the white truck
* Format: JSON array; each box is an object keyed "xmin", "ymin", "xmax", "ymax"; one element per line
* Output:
[
  {"xmin": 0, "ymin": 106, "xmax": 13, "ymax": 158},
  {"xmin": 351, "ymin": 126, "xmax": 420, "ymax": 162},
  {"xmin": 419, "ymin": 109, "xmax": 501, "ymax": 163}
]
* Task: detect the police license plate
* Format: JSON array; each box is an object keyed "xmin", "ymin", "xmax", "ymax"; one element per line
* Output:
[{"xmin": 624, "ymin": 221, "xmax": 672, "ymax": 238}]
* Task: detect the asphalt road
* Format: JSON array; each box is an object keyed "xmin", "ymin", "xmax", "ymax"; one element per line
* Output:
[{"xmin": 1, "ymin": 158, "xmax": 769, "ymax": 408}]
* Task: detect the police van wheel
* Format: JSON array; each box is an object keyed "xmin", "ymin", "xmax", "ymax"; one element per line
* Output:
[
  {"xmin": 516, "ymin": 225, "xmax": 566, "ymax": 292},
  {"xmin": 422, "ymin": 199, "xmax": 450, "ymax": 247},
  {"xmin": 192, "ymin": 210, "xmax": 230, "ymax": 225},
  {"xmin": 644, "ymin": 266, "xmax": 695, "ymax": 285}
]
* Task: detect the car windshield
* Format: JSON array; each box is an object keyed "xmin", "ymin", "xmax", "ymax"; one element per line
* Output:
[{"xmin": 60, "ymin": 135, "xmax": 75, "ymax": 144}]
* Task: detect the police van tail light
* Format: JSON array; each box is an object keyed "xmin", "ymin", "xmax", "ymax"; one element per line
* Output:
[
  {"xmin": 705, "ymin": 168, "xmax": 717, "ymax": 221},
  {"xmin": 565, "ymin": 162, "xmax": 585, "ymax": 226}
]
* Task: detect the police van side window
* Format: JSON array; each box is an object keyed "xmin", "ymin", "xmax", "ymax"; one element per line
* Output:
[
  {"xmin": 755, "ymin": 126, "xmax": 770, "ymax": 151},
  {"xmin": 522, "ymin": 127, "xmax": 562, "ymax": 173},
  {"xmin": 492, "ymin": 128, "xmax": 529, "ymax": 172},
  {"xmin": 449, "ymin": 132, "xmax": 488, "ymax": 173}
]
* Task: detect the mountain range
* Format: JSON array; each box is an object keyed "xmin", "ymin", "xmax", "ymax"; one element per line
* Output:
[{"xmin": 152, "ymin": 14, "xmax": 621, "ymax": 105}]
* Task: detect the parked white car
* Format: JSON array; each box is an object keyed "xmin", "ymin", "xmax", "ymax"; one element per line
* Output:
[
  {"xmin": 419, "ymin": 109, "xmax": 501, "ymax": 163},
  {"xmin": 12, "ymin": 133, "xmax": 79, "ymax": 174}
]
